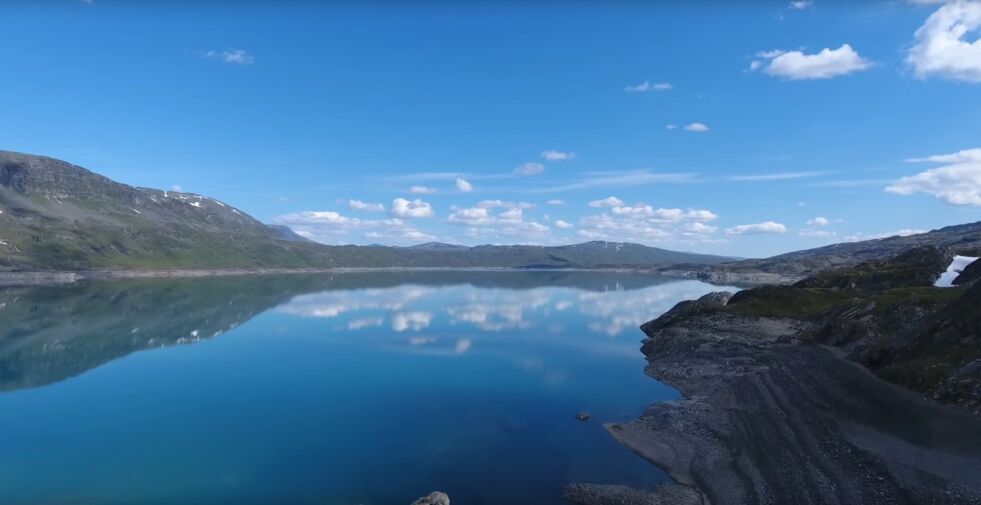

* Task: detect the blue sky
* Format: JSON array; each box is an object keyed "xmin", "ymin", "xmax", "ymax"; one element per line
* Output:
[{"xmin": 3, "ymin": 0, "xmax": 981, "ymax": 257}]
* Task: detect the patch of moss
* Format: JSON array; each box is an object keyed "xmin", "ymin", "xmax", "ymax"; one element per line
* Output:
[
  {"xmin": 725, "ymin": 286, "xmax": 856, "ymax": 318},
  {"xmin": 870, "ymin": 286, "xmax": 966, "ymax": 316}
]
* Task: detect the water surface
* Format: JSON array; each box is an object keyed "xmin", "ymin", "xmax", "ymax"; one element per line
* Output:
[{"xmin": 0, "ymin": 271, "xmax": 732, "ymax": 504}]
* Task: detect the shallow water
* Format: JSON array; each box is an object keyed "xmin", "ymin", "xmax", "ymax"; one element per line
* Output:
[{"xmin": 0, "ymin": 271, "xmax": 733, "ymax": 505}]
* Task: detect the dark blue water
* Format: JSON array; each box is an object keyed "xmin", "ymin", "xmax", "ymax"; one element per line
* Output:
[{"xmin": 0, "ymin": 271, "xmax": 733, "ymax": 505}]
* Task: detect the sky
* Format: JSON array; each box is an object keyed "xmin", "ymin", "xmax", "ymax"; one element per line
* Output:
[{"xmin": 2, "ymin": 0, "xmax": 981, "ymax": 258}]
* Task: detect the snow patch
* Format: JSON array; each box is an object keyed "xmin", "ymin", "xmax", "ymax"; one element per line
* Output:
[
  {"xmin": 935, "ymin": 256, "xmax": 980, "ymax": 287},
  {"xmin": 189, "ymin": 201, "xmax": 202, "ymax": 208}
]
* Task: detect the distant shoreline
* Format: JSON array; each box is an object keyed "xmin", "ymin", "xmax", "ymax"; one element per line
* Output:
[
  {"xmin": 0, "ymin": 266, "xmax": 797, "ymax": 288},
  {"xmin": 0, "ymin": 266, "xmax": 681, "ymax": 286}
]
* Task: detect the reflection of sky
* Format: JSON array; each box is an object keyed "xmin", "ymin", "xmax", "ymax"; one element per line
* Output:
[
  {"xmin": 275, "ymin": 279, "xmax": 739, "ymax": 354},
  {"xmin": 0, "ymin": 274, "xmax": 738, "ymax": 505}
]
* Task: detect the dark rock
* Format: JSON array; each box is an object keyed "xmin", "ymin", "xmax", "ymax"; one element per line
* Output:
[
  {"xmin": 794, "ymin": 245, "xmax": 953, "ymax": 290},
  {"xmin": 954, "ymin": 257, "xmax": 981, "ymax": 286},
  {"xmin": 576, "ymin": 411, "xmax": 591, "ymax": 421}
]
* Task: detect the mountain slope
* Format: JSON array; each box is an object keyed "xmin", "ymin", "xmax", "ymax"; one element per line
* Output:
[
  {"xmin": 0, "ymin": 150, "xmax": 335, "ymax": 270},
  {"xmin": 729, "ymin": 222, "xmax": 981, "ymax": 276},
  {"xmin": 0, "ymin": 151, "xmax": 733, "ymax": 271}
]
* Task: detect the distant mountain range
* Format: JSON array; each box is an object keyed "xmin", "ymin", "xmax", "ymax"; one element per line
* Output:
[
  {"xmin": 5, "ymin": 150, "xmax": 981, "ymax": 276},
  {"xmin": 0, "ymin": 151, "xmax": 733, "ymax": 271}
]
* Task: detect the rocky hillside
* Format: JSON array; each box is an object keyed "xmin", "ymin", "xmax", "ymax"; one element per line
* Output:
[
  {"xmin": 717, "ymin": 246, "xmax": 981, "ymax": 412},
  {"xmin": 0, "ymin": 151, "xmax": 733, "ymax": 271},
  {"xmin": 568, "ymin": 247, "xmax": 981, "ymax": 505},
  {"xmin": 722, "ymin": 223, "xmax": 981, "ymax": 280}
]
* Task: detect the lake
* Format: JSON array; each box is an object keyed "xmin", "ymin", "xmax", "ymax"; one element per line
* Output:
[{"xmin": 0, "ymin": 271, "xmax": 734, "ymax": 505}]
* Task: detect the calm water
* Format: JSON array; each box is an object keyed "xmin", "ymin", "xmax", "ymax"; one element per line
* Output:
[{"xmin": 0, "ymin": 271, "xmax": 732, "ymax": 505}]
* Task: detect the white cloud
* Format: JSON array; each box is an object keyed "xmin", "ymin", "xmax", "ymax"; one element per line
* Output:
[
  {"xmin": 906, "ymin": 1, "xmax": 981, "ymax": 82},
  {"xmin": 725, "ymin": 221, "xmax": 787, "ymax": 235},
  {"xmin": 527, "ymin": 170, "xmax": 695, "ymax": 194},
  {"xmin": 390, "ymin": 198, "xmax": 434, "ymax": 218},
  {"xmin": 271, "ymin": 210, "xmax": 432, "ymax": 244},
  {"xmin": 624, "ymin": 81, "xmax": 672, "ymax": 92},
  {"xmin": 610, "ymin": 205, "xmax": 719, "ymax": 223},
  {"xmin": 886, "ymin": 162, "xmax": 981, "ymax": 205},
  {"xmin": 456, "ymin": 177, "xmax": 474, "ymax": 193},
  {"xmin": 555, "ymin": 220, "xmax": 574, "ymax": 229},
  {"xmin": 889, "ymin": 148, "xmax": 981, "ymax": 205},
  {"xmin": 665, "ymin": 124, "xmax": 678, "ymax": 130},
  {"xmin": 410, "ymin": 185, "xmax": 437, "ymax": 194},
  {"xmin": 203, "ymin": 49, "xmax": 255, "ymax": 65},
  {"xmin": 540, "ymin": 150, "xmax": 576, "ymax": 161},
  {"xmin": 347, "ymin": 199, "xmax": 385, "ymax": 212},
  {"xmin": 588, "ymin": 196, "xmax": 625, "ymax": 208},
  {"xmin": 514, "ymin": 162, "xmax": 545, "ymax": 175},
  {"xmin": 807, "ymin": 216, "xmax": 830, "ymax": 226},
  {"xmin": 906, "ymin": 148, "xmax": 981, "ymax": 164},
  {"xmin": 475, "ymin": 200, "xmax": 535, "ymax": 209},
  {"xmin": 798, "ymin": 229, "xmax": 836, "ymax": 238},
  {"xmin": 577, "ymin": 199, "xmax": 721, "ymax": 244},
  {"xmin": 750, "ymin": 44, "xmax": 872, "ymax": 79},
  {"xmin": 730, "ymin": 171, "xmax": 830, "ymax": 181},
  {"xmin": 447, "ymin": 206, "xmax": 550, "ymax": 240},
  {"xmin": 546, "ymin": 199, "xmax": 566, "ymax": 205},
  {"xmin": 683, "ymin": 222, "xmax": 719, "ymax": 235},
  {"xmin": 625, "ymin": 81, "xmax": 651, "ymax": 92},
  {"xmin": 789, "ymin": 1, "xmax": 814, "ymax": 10},
  {"xmin": 684, "ymin": 122, "xmax": 710, "ymax": 132}
]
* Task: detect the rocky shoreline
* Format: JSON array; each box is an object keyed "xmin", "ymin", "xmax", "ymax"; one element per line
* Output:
[{"xmin": 567, "ymin": 251, "xmax": 981, "ymax": 505}]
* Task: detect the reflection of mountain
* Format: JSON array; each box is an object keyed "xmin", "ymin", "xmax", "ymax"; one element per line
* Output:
[
  {"xmin": 278, "ymin": 269, "xmax": 682, "ymax": 292},
  {"xmin": 0, "ymin": 275, "xmax": 337, "ymax": 392},
  {"xmin": 0, "ymin": 271, "xmax": 694, "ymax": 394}
]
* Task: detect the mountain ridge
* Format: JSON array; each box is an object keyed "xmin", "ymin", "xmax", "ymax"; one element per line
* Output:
[{"xmin": 0, "ymin": 150, "xmax": 733, "ymax": 272}]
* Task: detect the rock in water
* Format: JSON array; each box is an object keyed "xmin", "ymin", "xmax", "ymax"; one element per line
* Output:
[
  {"xmin": 411, "ymin": 491, "xmax": 450, "ymax": 505},
  {"xmin": 576, "ymin": 411, "xmax": 591, "ymax": 421}
]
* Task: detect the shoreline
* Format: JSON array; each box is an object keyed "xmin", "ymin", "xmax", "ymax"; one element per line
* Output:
[
  {"xmin": 0, "ymin": 267, "xmax": 645, "ymax": 285},
  {"xmin": 567, "ymin": 292, "xmax": 981, "ymax": 505},
  {"xmin": 0, "ymin": 266, "xmax": 787, "ymax": 287}
]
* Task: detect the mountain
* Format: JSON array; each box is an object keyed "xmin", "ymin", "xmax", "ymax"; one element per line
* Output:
[
  {"xmin": 267, "ymin": 224, "xmax": 315, "ymax": 243},
  {"xmin": 0, "ymin": 150, "xmax": 335, "ymax": 270},
  {"xmin": 407, "ymin": 242, "xmax": 471, "ymax": 252},
  {"xmin": 666, "ymin": 222, "xmax": 981, "ymax": 283},
  {"xmin": 0, "ymin": 151, "xmax": 732, "ymax": 272}
]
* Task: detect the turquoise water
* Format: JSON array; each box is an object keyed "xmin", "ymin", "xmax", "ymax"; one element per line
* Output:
[{"xmin": 0, "ymin": 271, "xmax": 731, "ymax": 504}]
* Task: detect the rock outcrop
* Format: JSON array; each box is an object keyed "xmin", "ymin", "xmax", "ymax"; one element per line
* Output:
[{"xmin": 571, "ymin": 249, "xmax": 981, "ymax": 504}]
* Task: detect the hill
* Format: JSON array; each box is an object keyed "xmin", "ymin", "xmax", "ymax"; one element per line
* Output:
[{"xmin": 0, "ymin": 151, "xmax": 732, "ymax": 272}]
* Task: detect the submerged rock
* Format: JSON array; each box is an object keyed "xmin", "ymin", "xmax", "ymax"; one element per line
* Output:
[
  {"xmin": 576, "ymin": 411, "xmax": 591, "ymax": 421},
  {"xmin": 410, "ymin": 491, "xmax": 449, "ymax": 505}
]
